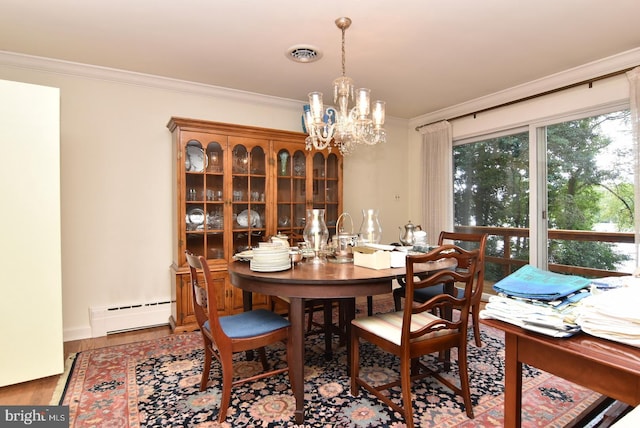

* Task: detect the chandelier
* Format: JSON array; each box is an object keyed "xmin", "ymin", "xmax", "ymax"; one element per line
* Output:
[{"xmin": 303, "ymin": 17, "xmax": 386, "ymax": 155}]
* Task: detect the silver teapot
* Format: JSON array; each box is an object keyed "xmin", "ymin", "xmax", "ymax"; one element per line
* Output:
[{"xmin": 398, "ymin": 221, "xmax": 422, "ymax": 246}]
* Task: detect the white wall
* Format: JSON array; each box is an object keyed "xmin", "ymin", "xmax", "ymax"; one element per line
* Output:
[
  {"xmin": 0, "ymin": 79, "xmax": 63, "ymax": 385},
  {"xmin": 0, "ymin": 53, "xmax": 409, "ymax": 340},
  {"xmin": 342, "ymin": 115, "xmax": 410, "ymax": 244}
]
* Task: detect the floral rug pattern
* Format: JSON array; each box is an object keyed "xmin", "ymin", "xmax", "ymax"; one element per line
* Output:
[{"xmin": 58, "ymin": 317, "xmax": 601, "ymax": 427}]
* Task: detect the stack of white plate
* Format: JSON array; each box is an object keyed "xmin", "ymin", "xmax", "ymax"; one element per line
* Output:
[{"xmin": 250, "ymin": 244, "xmax": 291, "ymax": 272}]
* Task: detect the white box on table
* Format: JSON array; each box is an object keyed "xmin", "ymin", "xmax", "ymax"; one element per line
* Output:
[
  {"xmin": 390, "ymin": 251, "xmax": 406, "ymax": 268},
  {"xmin": 353, "ymin": 250, "xmax": 391, "ymax": 269}
]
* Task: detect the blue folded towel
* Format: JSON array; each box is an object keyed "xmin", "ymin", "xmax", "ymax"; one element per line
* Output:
[{"xmin": 492, "ymin": 264, "xmax": 591, "ymax": 301}]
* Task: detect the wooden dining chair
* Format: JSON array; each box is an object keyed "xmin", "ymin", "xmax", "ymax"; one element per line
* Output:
[
  {"xmin": 351, "ymin": 244, "xmax": 480, "ymax": 427},
  {"xmin": 393, "ymin": 231, "xmax": 488, "ymax": 347},
  {"xmin": 186, "ymin": 251, "xmax": 295, "ymax": 422}
]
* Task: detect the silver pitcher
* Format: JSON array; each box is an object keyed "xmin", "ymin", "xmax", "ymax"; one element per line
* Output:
[{"xmin": 398, "ymin": 221, "xmax": 422, "ymax": 246}]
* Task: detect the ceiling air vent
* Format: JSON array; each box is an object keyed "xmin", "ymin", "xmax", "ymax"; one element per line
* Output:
[{"xmin": 286, "ymin": 45, "xmax": 322, "ymax": 63}]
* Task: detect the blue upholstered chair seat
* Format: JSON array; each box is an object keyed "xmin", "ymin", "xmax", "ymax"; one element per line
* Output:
[{"xmin": 204, "ymin": 309, "xmax": 290, "ymax": 338}]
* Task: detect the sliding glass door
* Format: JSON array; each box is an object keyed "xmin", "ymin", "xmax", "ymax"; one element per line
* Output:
[
  {"xmin": 453, "ymin": 108, "xmax": 634, "ymax": 291},
  {"xmin": 453, "ymin": 130, "xmax": 530, "ymax": 290},
  {"xmin": 543, "ymin": 110, "xmax": 635, "ymax": 276}
]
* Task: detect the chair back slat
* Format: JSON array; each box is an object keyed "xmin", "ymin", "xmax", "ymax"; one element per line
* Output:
[
  {"xmin": 403, "ymin": 244, "xmax": 479, "ymax": 344},
  {"xmin": 438, "ymin": 231, "xmax": 487, "ymax": 298}
]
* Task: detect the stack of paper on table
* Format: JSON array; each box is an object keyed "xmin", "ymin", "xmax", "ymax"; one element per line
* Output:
[
  {"xmin": 480, "ymin": 265, "xmax": 592, "ymax": 337},
  {"xmin": 576, "ymin": 285, "xmax": 640, "ymax": 348},
  {"xmin": 492, "ymin": 264, "xmax": 591, "ymax": 300}
]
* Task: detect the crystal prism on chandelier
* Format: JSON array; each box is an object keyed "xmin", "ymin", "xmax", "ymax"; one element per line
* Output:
[{"xmin": 303, "ymin": 17, "xmax": 386, "ymax": 155}]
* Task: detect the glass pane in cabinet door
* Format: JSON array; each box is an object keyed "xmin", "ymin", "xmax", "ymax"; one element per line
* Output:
[
  {"xmin": 294, "ymin": 204, "xmax": 306, "ymax": 231},
  {"xmin": 205, "ymin": 174, "xmax": 223, "ymax": 202},
  {"xmin": 249, "ymin": 177, "xmax": 265, "ymax": 202},
  {"xmin": 232, "ymin": 176, "xmax": 248, "ymax": 203},
  {"xmin": 186, "ymin": 203, "xmax": 206, "ymax": 231},
  {"xmin": 233, "ymin": 230, "xmax": 263, "ymax": 253},
  {"xmin": 185, "ymin": 140, "xmax": 207, "ymax": 173},
  {"xmin": 277, "ymin": 177, "xmax": 291, "ymax": 203},
  {"xmin": 312, "ymin": 152, "xmax": 326, "ymax": 179},
  {"xmin": 292, "ymin": 151, "xmax": 306, "ymax": 177},
  {"xmin": 206, "ymin": 232, "xmax": 224, "ymax": 260},
  {"xmin": 233, "ymin": 231, "xmax": 250, "ymax": 254},
  {"xmin": 313, "ymin": 178, "xmax": 326, "ymax": 204},
  {"xmin": 277, "ymin": 149, "xmax": 291, "ymax": 177},
  {"xmin": 205, "ymin": 142, "xmax": 223, "ymax": 173},
  {"xmin": 293, "ymin": 177, "xmax": 305, "ymax": 203},
  {"xmin": 206, "ymin": 205, "xmax": 223, "ymax": 231},
  {"xmin": 326, "ymin": 180, "xmax": 338, "ymax": 204},
  {"xmin": 186, "ymin": 200, "xmax": 206, "ymax": 260},
  {"xmin": 233, "ymin": 203, "xmax": 249, "ymax": 228},
  {"xmin": 312, "ymin": 152, "xmax": 326, "ymax": 204},
  {"xmin": 250, "ymin": 205, "xmax": 265, "ymax": 236},
  {"xmin": 232, "ymin": 145, "xmax": 249, "ymax": 174},
  {"xmin": 326, "ymin": 153, "xmax": 339, "ymax": 179},
  {"xmin": 277, "ymin": 204, "xmax": 292, "ymax": 230},
  {"xmin": 250, "ymin": 146, "xmax": 266, "ymax": 175},
  {"xmin": 234, "ymin": 203, "xmax": 264, "ymax": 243},
  {"xmin": 186, "ymin": 174, "xmax": 204, "ymax": 202},
  {"xmin": 186, "ymin": 232, "xmax": 205, "ymax": 258}
]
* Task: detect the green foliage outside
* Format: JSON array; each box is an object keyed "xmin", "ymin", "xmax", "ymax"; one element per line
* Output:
[{"xmin": 454, "ymin": 111, "xmax": 632, "ymax": 282}]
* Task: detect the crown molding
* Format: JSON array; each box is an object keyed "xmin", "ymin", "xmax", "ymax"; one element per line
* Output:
[
  {"xmin": 0, "ymin": 50, "xmax": 303, "ymax": 110},
  {"xmin": 409, "ymin": 47, "xmax": 640, "ymax": 130}
]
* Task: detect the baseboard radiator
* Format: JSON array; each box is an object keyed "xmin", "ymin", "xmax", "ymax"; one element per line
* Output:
[{"xmin": 89, "ymin": 300, "xmax": 172, "ymax": 337}]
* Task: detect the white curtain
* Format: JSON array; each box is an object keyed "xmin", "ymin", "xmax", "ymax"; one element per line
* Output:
[
  {"xmin": 420, "ymin": 120, "xmax": 454, "ymax": 244},
  {"xmin": 627, "ymin": 67, "xmax": 640, "ymax": 267}
]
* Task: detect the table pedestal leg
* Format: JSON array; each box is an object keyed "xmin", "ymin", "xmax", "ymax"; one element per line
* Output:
[{"xmin": 289, "ymin": 297, "xmax": 305, "ymax": 424}]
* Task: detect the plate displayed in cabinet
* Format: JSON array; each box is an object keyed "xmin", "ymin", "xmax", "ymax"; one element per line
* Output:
[
  {"xmin": 237, "ymin": 209, "xmax": 262, "ymax": 228},
  {"xmin": 186, "ymin": 207, "xmax": 205, "ymax": 230},
  {"xmin": 186, "ymin": 145, "xmax": 206, "ymax": 172}
]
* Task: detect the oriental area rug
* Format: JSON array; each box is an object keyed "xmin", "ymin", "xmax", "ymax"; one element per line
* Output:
[{"xmin": 54, "ymin": 309, "xmax": 601, "ymax": 427}]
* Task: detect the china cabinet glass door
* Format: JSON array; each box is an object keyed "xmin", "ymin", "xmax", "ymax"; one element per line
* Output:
[
  {"xmin": 183, "ymin": 133, "xmax": 229, "ymax": 266},
  {"xmin": 275, "ymin": 147, "xmax": 308, "ymax": 243},
  {"xmin": 274, "ymin": 144, "xmax": 342, "ymax": 244},
  {"xmin": 230, "ymin": 137, "xmax": 268, "ymax": 254},
  {"xmin": 312, "ymin": 152, "xmax": 341, "ymax": 237}
]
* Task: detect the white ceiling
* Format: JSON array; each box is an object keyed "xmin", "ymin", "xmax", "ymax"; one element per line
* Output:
[{"xmin": 1, "ymin": 0, "xmax": 639, "ymax": 120}]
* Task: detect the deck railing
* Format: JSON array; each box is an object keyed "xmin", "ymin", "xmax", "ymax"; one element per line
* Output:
[{"xmin": 454, "ymin": 225, "xmax": 634, "ymax": 279}]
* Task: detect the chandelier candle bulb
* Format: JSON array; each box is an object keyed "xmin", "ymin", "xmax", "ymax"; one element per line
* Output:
[
  {"xmin": 309, "ymin": 92, "xmax": 324, "ymax": 124},
  {"xmin": 357, "ymin": 88, "xmax": 370, "ymax": 117},
  {"xmin": 373, "ymin": 101, "xmax": 385, "ymax": 127}
]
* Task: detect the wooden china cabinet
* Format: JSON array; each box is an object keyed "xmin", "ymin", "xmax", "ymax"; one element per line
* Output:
[{"xmin": 167, "ymin": 117, "xmax": 343, "ymax": 332}]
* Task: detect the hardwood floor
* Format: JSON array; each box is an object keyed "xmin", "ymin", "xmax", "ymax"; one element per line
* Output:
[{"xmin": 0, "ymin": 325, "xmax": 173, "ymax": 405}]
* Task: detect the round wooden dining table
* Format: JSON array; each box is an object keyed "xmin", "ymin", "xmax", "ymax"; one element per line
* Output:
[{"xmin": 228, "ymin": 257, "xmax": 455, "ymax": 424}]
